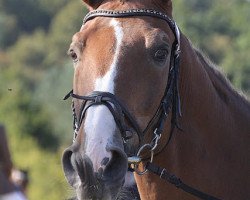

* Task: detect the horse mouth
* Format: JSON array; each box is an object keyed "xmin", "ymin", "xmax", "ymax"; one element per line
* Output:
[{"xmin": 63, "ymin": 146, "xmax": 128, "ymax": 200}]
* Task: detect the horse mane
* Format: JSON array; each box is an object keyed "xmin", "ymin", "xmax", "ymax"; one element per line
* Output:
[{"xmin": 194, "ymin": 48, "xmax": 250, "ymax": 108}]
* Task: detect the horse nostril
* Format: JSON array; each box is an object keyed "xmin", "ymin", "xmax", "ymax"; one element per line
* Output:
[
  {"xmin": 62, "ymin": 148, "xmax": 81, "ymax": 187},
  {"xmin": 62, "ymin": 148, "xmax": 78, "ymax": 187},
  {"xmin": 62, "ymin": 149, "xmax": 73, "ymax": 174},
  {"xmin": 101, "ymin": 157, "xmax": 110, "ymax": 166},
  {"xmin": 102, "ymin": 148, "xmax": 128, "ymax": 184},
  {"xmin": 62, "ymin": 147, "xmax": 98, "ymax": 191}
]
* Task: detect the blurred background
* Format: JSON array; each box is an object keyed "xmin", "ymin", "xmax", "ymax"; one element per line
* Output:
[{"xmin": 0, "ymin": 0, "xmax": 249, "ymax": 199}]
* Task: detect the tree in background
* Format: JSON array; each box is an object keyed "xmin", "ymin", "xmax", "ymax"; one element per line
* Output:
[
  {"xmin": 174, "ymin": 0, "xmax": 250, "ymax": 94},
  {"xmin": 0, "ymin": 0, "xmax": 86, "ymax": 199}
]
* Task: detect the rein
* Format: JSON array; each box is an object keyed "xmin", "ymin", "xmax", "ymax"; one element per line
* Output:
[
  {"xmin": 64, "ymin": 8, "xmax": 221, "ymax": 200},
  {"xmin": 146, "ymin": 162, "xmax": 221, "ymax": 200}
]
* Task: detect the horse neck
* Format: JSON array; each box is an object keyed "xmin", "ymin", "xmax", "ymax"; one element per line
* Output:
[
  {"xmin": 136, "ymin": 34, "xmax": 250, "ymax": 200},
  {"xmin": 178, "ymin": 34, "xmax": 250, "ymax": 142}
]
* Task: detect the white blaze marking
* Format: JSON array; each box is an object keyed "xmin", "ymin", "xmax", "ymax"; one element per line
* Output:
[{"xmin": 84, "ymin": 19, "xmax": 123, "ymax": 171}]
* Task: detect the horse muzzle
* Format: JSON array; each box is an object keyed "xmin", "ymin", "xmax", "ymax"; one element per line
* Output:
[{"xmin": 62, "ymin": 143, "xmax": 128, "ymax": 200}]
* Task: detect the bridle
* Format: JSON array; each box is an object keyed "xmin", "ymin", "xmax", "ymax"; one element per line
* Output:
[
  {"xmin": 64, "ymin": 8, "xmax": 182, "ymax": 153},
  {"xmin": 64, "ymin": 8, "xmax": 221, "ymax": 200}
]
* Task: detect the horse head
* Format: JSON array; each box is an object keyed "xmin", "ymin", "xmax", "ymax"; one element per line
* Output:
[{"xmin": 62, "ymin": 0, "xmax": 180, "ymax": 199}]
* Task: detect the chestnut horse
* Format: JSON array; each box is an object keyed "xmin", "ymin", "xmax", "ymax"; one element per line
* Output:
[{"xmin": 62, "ymin": 0, "xmax": 250, "ymax": 199}]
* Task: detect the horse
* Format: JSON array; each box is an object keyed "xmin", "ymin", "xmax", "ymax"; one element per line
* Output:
[{"xmin": 62, "ymin": 0, "xmax": 250, "ymax": 199}]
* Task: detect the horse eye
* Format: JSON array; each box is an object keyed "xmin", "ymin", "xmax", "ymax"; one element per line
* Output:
[
  {"xmin": 154, "ymin": 49, "xmax": 168, "ymax": 61},
  {"xmin": 68, "ymin": 49, "xmax": 78, "ymax": 63}
]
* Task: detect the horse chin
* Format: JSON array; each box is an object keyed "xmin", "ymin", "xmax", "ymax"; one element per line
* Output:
[
  {"xmin": 76, "ymin": 183, "xmax": 133, "ymax": 200},
  {"xmin": 75, "ymin": 175, "xmax": 126, "ymax": 200}
]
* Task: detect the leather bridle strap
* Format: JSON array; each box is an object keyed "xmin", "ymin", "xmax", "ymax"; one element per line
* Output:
[
  {"xmin": 146, "ymin": 162, "xmax": 222, "ymax": 200},
  {"xmin": 83, "ymin": 9, "xmax": 175, "ymax": 27},
  {"xmin": 64, "ymin": 90, "xmax": 143, "ymax": 145}
]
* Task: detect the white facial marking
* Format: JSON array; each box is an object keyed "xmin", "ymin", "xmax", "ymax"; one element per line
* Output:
[{"xmin": 84, "ymin": 19, "xmax": 123, "ymax": 171}]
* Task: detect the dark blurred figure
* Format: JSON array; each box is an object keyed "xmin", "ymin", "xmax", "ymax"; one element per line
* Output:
[
  {"xmin": 0, "ymin": 125, "xmax": 27, "ymax": 200},
  {"xmin": 11, "ymin": 169, "xmax": 29, "ymax": 195}
]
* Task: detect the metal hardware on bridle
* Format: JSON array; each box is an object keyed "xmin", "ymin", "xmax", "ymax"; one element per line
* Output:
[{"xmin": 127, "ymin": 120, "xmax": 166, "ymax": 175}]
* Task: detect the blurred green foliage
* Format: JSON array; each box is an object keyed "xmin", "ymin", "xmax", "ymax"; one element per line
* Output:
[
  {"xmin": 0, "ymin": 0, "xmax": 249, "ymax": 199},
  {"xmin": 174, "ymin": 0, "xmax": 250, "ymax": 93}
]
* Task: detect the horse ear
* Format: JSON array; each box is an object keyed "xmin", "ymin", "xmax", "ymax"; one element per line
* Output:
[{"xmin": 82, "ymin": 0, "xmax": 104, "ymax": 10}]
